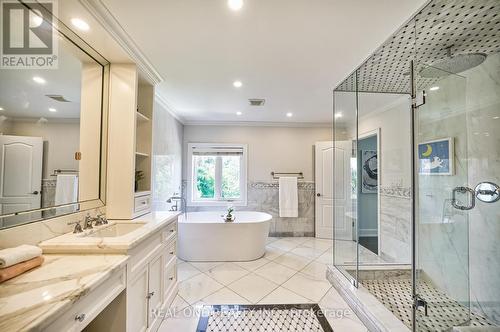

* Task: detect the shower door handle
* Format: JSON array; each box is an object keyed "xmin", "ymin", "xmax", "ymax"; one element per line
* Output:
[{"xmin": 451, "ymin": 186, "xmax": 476, "ymax": 210}]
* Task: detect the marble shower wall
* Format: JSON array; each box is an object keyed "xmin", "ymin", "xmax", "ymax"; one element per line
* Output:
[
  {"xmin": 379, "ymin": 186, "xmax": 411, "ymax": 263},
  {"xmin": 185, "ymin": 181, "xmax": 316, "ymax": 237}
]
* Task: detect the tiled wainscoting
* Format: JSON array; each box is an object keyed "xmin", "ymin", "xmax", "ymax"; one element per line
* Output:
[{"xmin": 185, "ymin": 181, "xmax": 316, "ymax": 237}]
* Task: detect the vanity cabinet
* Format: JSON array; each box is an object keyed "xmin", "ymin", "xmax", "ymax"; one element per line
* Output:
[{"xmin": 126, "ymin": 218, "xmax": 178, "ymax": 332}]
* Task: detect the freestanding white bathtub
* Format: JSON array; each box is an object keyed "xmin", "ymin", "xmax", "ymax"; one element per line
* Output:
[{"xmin": 178, "ymin": 211, "xmax": 272, "ymax": 262}]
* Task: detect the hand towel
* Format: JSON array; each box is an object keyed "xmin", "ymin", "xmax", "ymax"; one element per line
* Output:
[
  {"xmin": 279, "ymin": 177, "xmax": 298, "ymax": 218},
  {"xmin": 0, "ymin": 256, "xmax": 44, "ymax": 283},
  {"xmin": 55, "ymin": 174, "xmax": 79, "ymax": 205},
  {"xmin": 0, "ymin": 244, "xmax": 43, "ymax": 268}
]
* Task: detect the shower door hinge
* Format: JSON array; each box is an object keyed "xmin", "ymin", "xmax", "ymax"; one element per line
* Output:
[
  {"xmin": 413, "ymin": 295, "xmax": 429, "ymax": 316},
  {"xmin": 413, "ymin": 91, "xmax": 426, "ymax": 108}
]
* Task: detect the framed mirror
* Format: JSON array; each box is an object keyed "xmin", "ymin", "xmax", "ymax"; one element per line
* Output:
[{"xmin": 0, "ymin": 2, "xmax": 109, "ymax": 229}]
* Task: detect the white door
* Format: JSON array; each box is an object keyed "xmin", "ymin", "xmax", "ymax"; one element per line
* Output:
[
  {"xmin": 315, "ymin": 140, "xmax": 353, "ymax": 240},
  {"xmin": 0, "ymin": 135, "xmax": 43, "ymax": 216},
  {"xmin": 315, "ymin": 141, "xmax": 334, "ymax": 239}
]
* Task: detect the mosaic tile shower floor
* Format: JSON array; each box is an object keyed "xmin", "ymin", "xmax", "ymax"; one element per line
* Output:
[
  {"xmin": 196, "ymin": 304, "xmax": 333, "ymax": 332},
  {"xmin": 362, "ymin": 278, "xmax": 495, "ymax": 331}
]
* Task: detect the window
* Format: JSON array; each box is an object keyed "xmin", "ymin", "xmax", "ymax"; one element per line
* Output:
[{"xmin": 187, "ymin": 143, "xmax": 247, "ymax": 206}]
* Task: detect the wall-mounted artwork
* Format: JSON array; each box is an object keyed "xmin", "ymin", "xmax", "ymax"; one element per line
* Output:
[
  {"xmin": 418, "ymin": 137, "xmax": 454, "ymax": 175},
  {"xmin": 361, "ymin": 150, "xmax": 378, "ymax": 193}
]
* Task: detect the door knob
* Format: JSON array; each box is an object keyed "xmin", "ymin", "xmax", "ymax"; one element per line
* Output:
[
  {"xmin": 317, "ymin": 193, "xmax": 321, "ymax": 197},
  {"xmin": 30, "ymin": 191, "xmax": 39, "ymax": 195}
]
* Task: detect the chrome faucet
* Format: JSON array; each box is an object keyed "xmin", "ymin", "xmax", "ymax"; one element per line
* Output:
[
  {"xmin": 83, "ymin": 214, "xmax": 96, "ymax": 230},
  {"xmin": 67, "ymin": 220, "xmax": 83, "ymax": 233},
  {"xmin": 167, "ymin": 193, "xmax": 187, "ymax": 219},
  {"xmin": 94, "ymin": 214, "xmax": 108, "ymax": 226}
]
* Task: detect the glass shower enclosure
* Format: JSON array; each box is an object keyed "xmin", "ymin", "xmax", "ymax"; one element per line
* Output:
[{"xmin": 331, "ymin": 1, "xmax": 500, "ymax": 331}]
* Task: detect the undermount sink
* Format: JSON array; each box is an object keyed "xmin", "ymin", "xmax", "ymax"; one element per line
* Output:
[{"xmin": 82, "ymin": 222, "xmax": 146, "ymax": 238}]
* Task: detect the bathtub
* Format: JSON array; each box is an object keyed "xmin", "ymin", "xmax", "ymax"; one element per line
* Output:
[{"xmin": 178, "ymin": 211, "xmax": 272, "ymax": 262}]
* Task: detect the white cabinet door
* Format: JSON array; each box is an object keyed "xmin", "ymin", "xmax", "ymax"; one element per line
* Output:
[
  {"xmin": 147, "ymin": 253, "xmax": 164, "ymax": 330},
  {"xmin": 127, "ymin": 264, "xmax": 149, "ymax": 332}
]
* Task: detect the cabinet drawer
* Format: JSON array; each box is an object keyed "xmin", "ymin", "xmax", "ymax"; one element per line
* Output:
[
  {"xmin": 44, "ymin": 266, "xmax": 126, "ymax": 332},
  {"xmin": 134, "ymin": 194, "xmax": 150, "ymax": 213},
  {"xmin": 163, "ymin": 260, "xmax": 177, "ymax": 301},
  {"xmin": 165, "ymin": 240, "xmax": 176, "ymax": 264},
  {"xmin": 162, "ymin": 221, "xmax": 177, "ymax": 242}
]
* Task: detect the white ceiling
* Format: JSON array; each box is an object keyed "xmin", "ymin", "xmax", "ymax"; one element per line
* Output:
[{"xmin": 100, "ymin": 0, "xmax": 427, "ymax": 124}]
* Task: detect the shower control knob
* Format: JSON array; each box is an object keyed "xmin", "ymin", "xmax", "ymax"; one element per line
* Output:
[{"xmin": 475, "ymin": 182, "xmax": 500, "ymax": 203}]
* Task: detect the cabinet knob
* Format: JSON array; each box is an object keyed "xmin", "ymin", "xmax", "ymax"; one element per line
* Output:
[
  {"xmin": 146, "ymin": 291, "xmax": 155, "ymax": 299},
  {"xmin": 169, "ymin": 229, "xmax": 174, "ymax": 233},
  {"xmin": 75, "ymin": 313, "xmax": 86, "ymax": 322},
  {"xmin": 169, "ymin": 276, "xmax": 174, "ymax": 281},
  {"xmin": 169, "ymin": 251, "xmax": 174, "ymax": 255}
]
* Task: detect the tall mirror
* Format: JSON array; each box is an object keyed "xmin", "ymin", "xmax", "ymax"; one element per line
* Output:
[{"xmin": 0, "ymin": 7, "xmax": 107, "ymax": 229}]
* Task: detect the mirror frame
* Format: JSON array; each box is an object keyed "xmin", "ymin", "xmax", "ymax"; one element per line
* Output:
[{"xmin": 0, "ymin": 1, "xmax": 110, "ymax": 229}]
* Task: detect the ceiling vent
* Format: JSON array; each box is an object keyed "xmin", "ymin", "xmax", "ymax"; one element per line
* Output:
[
  {"xmin": 248, "ymin": 98, "xmax": 265, "ymax": 106},
  {"xmin": 46, "ymin": 94, "xmax": 70, "ymax": 102}
]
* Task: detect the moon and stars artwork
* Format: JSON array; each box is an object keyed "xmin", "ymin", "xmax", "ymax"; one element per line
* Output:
[{"xmin": 418, "ymin": 138, "xmax": 454, "ymax": 175}]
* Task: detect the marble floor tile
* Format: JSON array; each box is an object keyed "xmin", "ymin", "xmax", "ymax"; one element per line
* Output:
[
  {"xmin": 316, "ymin": 250, "xmax": 334, "ymax": 265},
  {"xmin": 169, "ymin": 295, "xmax": 190, "ymax": 313},
  {"xmin": 157, "ymin": 308, "xmax": 200, "ymax": 332},
  {"xmin": 228, "ymin": 273, "xmax": 279, "ymax": 303},
  {"xmin": 263, "ymin": 246, "xmax": 286, "ymax": 261},
  {"xmin": 234, "ymin": 257, "xmax": 270, "ymax": 271},
  {"xmin": 189, "ymin": 261, "xmax": 225, "ymax": 272},
  {"xmin": 254, "ymin": 261, "xmax": 297, "ymax": 284},
  {"xmin": 268, "ymin": 238, "xmax": 301, "ymax": 251},
  {"xmin": 290, "ymin": 245, "xmax": 328, "ymax": 259},
  {"xmin": 177, "ymin": 262, "xmax": 201, "ymax": 282},
  {"xmin": 282, "ymin": 272, "xmax": 332, "ymax": 302},
  {"xmin": 319, "ymin": 288, "xmax": 368, "ymax": 332},
  {"xmin": 281, "ymin": 237, "xmax": 313, "ymax": 245},
  {"xmin": 266, "ymin": 237, "xmax": 280, "ymax": 244},
  {"xmin": 199, "ymin": 287, "xmax": 250, "ymax": 305},
  {"xmin": 178, "ymin": 273, "xmax": 224, "ymax": 304},
  {"xmin": 204, "ymin": 262, "xmax": 249, "ymax": 286},
  {"xmin": 300, "ymin": 260, "xmax": 328, "ymax": 280},
  {"xmin": 258, "ymin": 286, "xmax": 312, "ymax": 304},
  {"xmin": 302, "ymin": 238, "xmax": 333, "ymax": 251},
  {"xmin": 273, "ymin": 252, "xmax": 312, "ymax": 271}
]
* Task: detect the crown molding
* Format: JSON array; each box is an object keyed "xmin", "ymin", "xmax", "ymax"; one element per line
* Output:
[
  {"xmin": 154, "ymin": 92, "xmax": 186, "ymax": 125},
  {"xmin": 183, "ymin": 120, "xmax": 333, "ymax": 128},
  {"xmin": 79, "ymin": 0, "xmax": 163, "ymax": 85}
]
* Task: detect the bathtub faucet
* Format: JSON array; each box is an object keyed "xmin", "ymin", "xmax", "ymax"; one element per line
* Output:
[{"xmin": 167, "ymin": 193, "xmax": 187, "ymax": 219}]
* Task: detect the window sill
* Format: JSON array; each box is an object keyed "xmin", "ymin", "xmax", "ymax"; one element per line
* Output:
[{"xmin": 188, "ymin": 200, "xmax": 247, "ymax": 207}]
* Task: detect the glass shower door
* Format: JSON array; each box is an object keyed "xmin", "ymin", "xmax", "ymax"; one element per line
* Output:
[{"xmin": 414, "ymin": 66, "xmax": 470, "ymax": 331}]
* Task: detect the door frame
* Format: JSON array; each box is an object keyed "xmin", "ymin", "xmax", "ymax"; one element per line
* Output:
[{"xmin": 358, "ymin": 128, "xmax": 381, "ymax": 256}]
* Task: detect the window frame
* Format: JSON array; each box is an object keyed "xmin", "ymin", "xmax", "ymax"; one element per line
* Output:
[{"xmin": 187, "ymin": 143, "xmax": 248, "ymax": 206}]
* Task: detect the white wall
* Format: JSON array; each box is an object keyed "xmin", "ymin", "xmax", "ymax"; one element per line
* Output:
[{"xmin": 183, "ymin": 125, "xmax": 333, "ymax": 182}]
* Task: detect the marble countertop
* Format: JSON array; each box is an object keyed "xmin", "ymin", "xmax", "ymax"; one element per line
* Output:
[
  {"xmin": 0, "ymin": 254, "xmax": 128, "ymax": 332},
  {"xmin": 38, "ymin": 211, "xmax": 180, "ymax": 254}
]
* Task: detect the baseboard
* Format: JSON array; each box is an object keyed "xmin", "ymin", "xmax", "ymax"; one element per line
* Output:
[{"xmin": 359, "ymin": 229, "xmax": 377, "ymax": 237}]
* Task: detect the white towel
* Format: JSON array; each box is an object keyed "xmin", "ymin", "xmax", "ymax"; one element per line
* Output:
[
  {"xmin": 55, "ymin": 174, "xmax": 79, "ymax": 205},
  {"xmin": 279, "ymin": 177, "xmax": 298, "ymax": 218},
  {"xmin": 0, "ymin": 245, "xmax": 42, "ymax": 268}
]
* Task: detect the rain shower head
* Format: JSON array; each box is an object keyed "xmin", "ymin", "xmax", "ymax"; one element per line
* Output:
[{"xmin": 419, "ymin": 47, "xmax": 487, "ymax": 78}]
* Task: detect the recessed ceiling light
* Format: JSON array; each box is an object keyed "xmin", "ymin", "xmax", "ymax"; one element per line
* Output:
[
  {"xmin": 286, "ymin": 112, "xmax": 293, "ymax": 118},
  {"xmin": 429, "ymin": 86, "xmax": 440, "ymax": 91},
  {"xmin": 236, "ymin": 111, "xmax": 242, "ymax": 116},
  {"xmin": 0, "ymin": 107, "xmax": 3, "ymax": 111},
  {"xmin": 493, "ymin": 116, "xmax": 499, "ymax": 120},
  {"xmin": 48, "ymin": 107, "xmax": 56, "ymax": 112},
  {"xmin": 71, "ymin": 18, "xmax": 90, "ymax": 31},
  {"xmin": 233, "ymin": 80, "xmax": 242, "ymax": 88},
  {"xmin": 228, "ymin": 0, "xmax": 243, "ymax": 11},
  {"xmin": 335, "ymin": 112, "xmax": 343, "ymax": 119},
  {"xmin": 33, "ymin": 76, "xmax": 46, "ymax": 84}
]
